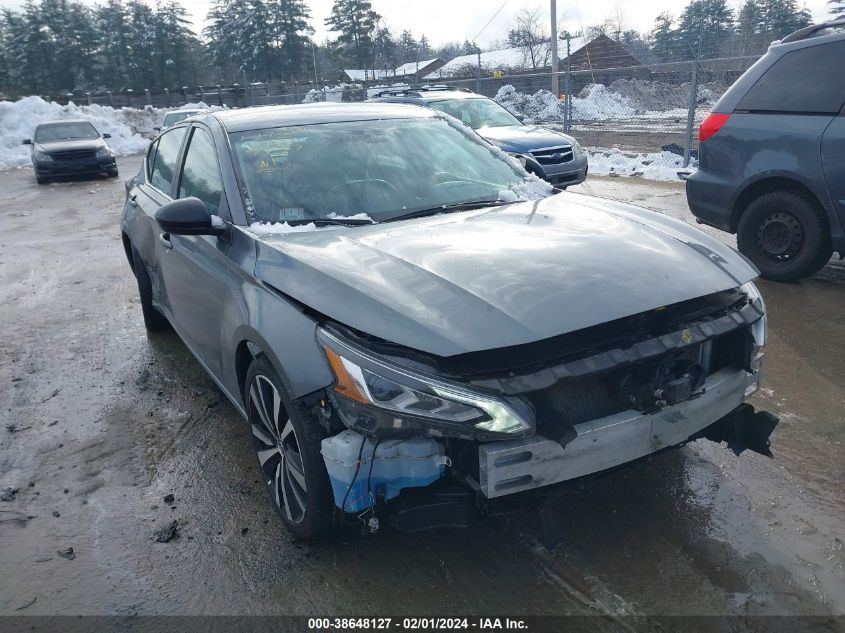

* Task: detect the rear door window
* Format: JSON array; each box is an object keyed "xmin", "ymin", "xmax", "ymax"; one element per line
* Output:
[
  {"xmin": 178, "ymin": 127, "xmax": 224, "ymax": 215},
  {"xmin": 149, "ymin": 127, "xmax": 187, "ymax": 194},
  {"xmin": 738, "ymin": 41, "xmax": 845, "ymax": 114}
]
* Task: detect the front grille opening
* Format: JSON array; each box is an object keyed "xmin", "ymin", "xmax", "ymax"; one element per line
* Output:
[
  {"xmin": 529, "ymin": 340, "xmax": 719, "ymax": 433},
  {"xmin": 532, "ymin": 147, "xmax": 574, "ymax": 165},
  {"xmin": 51, "ymin": 149, "xmax": 96, "ymax": 161}
]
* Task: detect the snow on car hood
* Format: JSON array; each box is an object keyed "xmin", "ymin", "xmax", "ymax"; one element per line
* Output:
[
  {"xmin": 253, "ymin": 192, "xmax": 758, "ymax": 358},
  {"xmin": 477, "ymin": 124, "xmax": 575, "ymax": 153}
]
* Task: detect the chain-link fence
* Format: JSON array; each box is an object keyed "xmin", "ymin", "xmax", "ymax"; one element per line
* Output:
[{"xmin": 39, "ymin": 52, "xmax": 763, "ymax": 181}]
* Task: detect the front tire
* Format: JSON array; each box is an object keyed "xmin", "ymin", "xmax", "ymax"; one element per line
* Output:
[
  {"xmin": 736, "ymin": 191, "xmax": 832, "ymax": 282},
  {"xmin": 108, "ymin": 169, "xmax": 119, "ymax": 178},
  {"xmin": 36, "ymin": 176, "xmax": 48, "ymax": 185},
  {"xmin": 245, "ymin": 356, "xmax": 335, "ymax": 540},
  {"xmin": 131, "ymin": 248, "xmax": 170, "ymax": 331}
]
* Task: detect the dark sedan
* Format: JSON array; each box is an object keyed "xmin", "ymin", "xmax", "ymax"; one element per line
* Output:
[
  {"xmin": 24, "ymin": 120, "xmax": 118, "ymax": 184},
  {"xmin": 121, "ymin": 103, "xmax": 775, "ymax": 540}
]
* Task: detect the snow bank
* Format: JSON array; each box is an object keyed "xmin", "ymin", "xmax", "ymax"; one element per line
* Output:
[
  {"xmin": 494, "ymin": 81, "xmax": 721, "ymax": 123},
  {"xmin": 604, "ymin": 78, "xmax": 720, "ymax": 112},
  {"xmin": 0, "ymin": 96, "xmax": 222, "ymax": 170},
  {"xmin": 586, "ymin": 148, "xmax": 697, "ymax": 181},
  {"xmin": 302, "ymin": 82, "xmax": 373, "ymax": 103}
]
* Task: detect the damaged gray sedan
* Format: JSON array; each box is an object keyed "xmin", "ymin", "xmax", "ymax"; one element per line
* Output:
[{"xmin": 121, "ymin": 103, "xmax": 778, "ymax": 540}]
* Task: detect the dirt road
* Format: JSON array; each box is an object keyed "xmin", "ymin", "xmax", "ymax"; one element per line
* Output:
[{"xmin": 1, "ymin": 157, "xmax": 842, "ymax": 625}]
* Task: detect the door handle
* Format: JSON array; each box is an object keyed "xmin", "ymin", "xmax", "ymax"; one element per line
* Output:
[
  {"xmin": 159, "ymin": 232, "xmax": 172, "ymax": 249},
  {"xmin": 128, "ymin": 194, "xmax": 138, "ymax": 206}
]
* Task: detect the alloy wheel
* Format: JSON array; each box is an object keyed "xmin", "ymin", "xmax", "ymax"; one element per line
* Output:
[{"xmin": 248, "ymin": 375, "xmax": 308, "ymax": 524}]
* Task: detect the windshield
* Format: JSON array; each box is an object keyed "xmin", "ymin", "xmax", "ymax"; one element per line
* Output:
[
  {"xmin": 428, "ymin": 98, "xmax": 521, "ymax": 129},
  {"xmin": 163, "ymin": 111, "xmax": 199, "ymax": 127},
  {"xmin": 230, "ymin": 116, "xmax": 527, "ymax": 224},
  {"xmin": 35, "ymin": 122, "xmax": 99, "ymax": 142}
]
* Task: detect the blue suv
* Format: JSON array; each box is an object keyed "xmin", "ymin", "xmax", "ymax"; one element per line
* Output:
[
  {"xmin": 687, "ymin": 20, "xmax": 845, "ymax": 281},
  {"xmin": 369, "ymin": 87, "xmax": 588, "ymax": 188}
]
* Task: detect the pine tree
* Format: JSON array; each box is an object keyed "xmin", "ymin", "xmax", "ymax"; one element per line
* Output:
[
  {"xmin": 829, "ymin": 0, "xmax": 845, "ymax": 17},
  {"xmin": 418, "ymin": 35, "xmax": 432, "ymax": 59},
  {"xmin": 96, "ymin": 0, "xmax": 131, "ymax": 89},
  {"xmin": 677, "ymin": 0, "xmax": 735, "ymax": 59},
  {"xmin": 397, "ymin": 30, "xmax": 417, "ymax": 63},
  {"xmin": 267, "ymin": 0, "xmax": 313, "ymax": 79},
  {"xmin": 373, "ymin": 26, "xmax": 398, "ymax": 73},
  {"xmin": 324, "ymin": 0, "xmax": 380, "ymax": 69},
  {"xmin": 649, "ymin": 12, "xmax": 677, "ymax": 63},
  {"xmin": 759, "ymin": 0, "xmax": 812, "ymax": 37}
]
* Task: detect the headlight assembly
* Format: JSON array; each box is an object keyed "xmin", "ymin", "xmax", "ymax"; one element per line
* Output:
[
  {"xmin": 96, "ymin": 146, "xmax": 113, "ymax": 159},
  {"xmin": 740, "ymin": 281, "xmax": 767, "ymax": 347},
  {"xmin": 34, "ymin": 150, "xmax": 52, "ymax": 161},
  {"xmin": 318, "ymin": 327, "xmax": 534, "ymax": 440}
]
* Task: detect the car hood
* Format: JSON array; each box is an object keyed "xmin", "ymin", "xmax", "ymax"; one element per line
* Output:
[
  {"xmin": 36, "ymin": 138, "xmax": 107, "ymax": 152},
  {"xmin": 252, "ymin": 193, "xmax": 758, "ymax": 358},
  {"xmin": 477, "ymin": 125, "xmax": 575, "ymax": 153}
]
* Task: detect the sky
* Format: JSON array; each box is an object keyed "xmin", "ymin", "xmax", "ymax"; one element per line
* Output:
[{"xmin": 0, "ymin": 0, "xmax": 835, "ymax": 48}]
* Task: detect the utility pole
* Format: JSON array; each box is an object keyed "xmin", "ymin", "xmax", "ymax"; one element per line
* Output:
[
  {"xmin": 475, "ymin": 42, "xmax": 482, "ymax": 93},
  {"xmin": 683, "ymin": 21, "xmax": 704, "ymax": 168},
  {"xmin": 550, "ymin": 0, "xmax": 559, "ymax": 97},
  {"xmin": 312, "ymin": 41, "xmax": 319, "ymax": 86}
]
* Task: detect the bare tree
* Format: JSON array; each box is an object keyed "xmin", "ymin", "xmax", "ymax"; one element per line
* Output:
[{"xmin": 507, "ymin": 7, "xmax": 551, "ymax": 70}]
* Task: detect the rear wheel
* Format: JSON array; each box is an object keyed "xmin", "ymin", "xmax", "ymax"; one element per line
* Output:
[
  {"xmin": 131, "ymin": 248, "xmax": 170, "ymax": 331},
  {"xmin": 245, "ymin": 356, "xmax": 335, "ymax": 540},
  {"xmin": 736, "ymin": 191, "xmax": 831, "ymax": 282}
]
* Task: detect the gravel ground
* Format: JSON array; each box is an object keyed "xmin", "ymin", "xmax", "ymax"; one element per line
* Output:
[{"xmin": 0, "ymin": 157, "xmax": 842, "ymax": 626}]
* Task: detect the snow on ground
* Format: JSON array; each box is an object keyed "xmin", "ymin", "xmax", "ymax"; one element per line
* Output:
[
  {"xmin": 586, "ymin": 148, "xmax": 696, "ymax": 181},
  {"xmin": 0, "ymin": 96, "xmax": 222, "ymax": 170}
]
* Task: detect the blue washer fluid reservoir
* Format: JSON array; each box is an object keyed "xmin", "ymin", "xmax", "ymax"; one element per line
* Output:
[{"xmin": 321, "ymin": 430, "xmax": 449, "ymax": 513}]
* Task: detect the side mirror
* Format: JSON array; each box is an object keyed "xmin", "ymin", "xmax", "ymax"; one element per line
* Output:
[
  {"xmin": 153, "ymin": 127, "xmax": 161, "ymax": 132},
  {"xmin": 22, "ymin": 139, "xmax": 32, "ymax": 145},
  {"xmin": 155, "ymin": 197, "xmax": 225, "ymax": 236},
  {"xmin": 103, "ymin": 133, "xmax": 112, "ymax": 139}
]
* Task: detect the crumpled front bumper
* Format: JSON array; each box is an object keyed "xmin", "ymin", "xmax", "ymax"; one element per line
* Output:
[{"xmin": 475, "ymin": 367, "xmax": 772, "ymax": 499}]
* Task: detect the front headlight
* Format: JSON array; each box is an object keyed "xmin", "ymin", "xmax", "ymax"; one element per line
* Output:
[
  {"xmin": 741, "ymin": 281, "xmax": 766, "ymax": 347},
  {"xmin": 96, "ymin": 146, "xmax": 113, "ymax": 159},
  {"xmin": 318, "ymin": 327, "xmax": 534, "ymax": 440},
  {"xmin": 34, "ymin": 149, "xmax": 52, "ymax": 161},
  {"xmin": 572, "ymin": 141, "xmax": 585, "ymax": 157}
]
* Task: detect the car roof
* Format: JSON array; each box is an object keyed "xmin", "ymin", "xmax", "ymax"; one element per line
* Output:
[
  {"xmin": 208, "ymin": 102, "xmax": 438, "ymax": 132},
  {"xmin": 373, "ymin": 90, "xmax": 485, "ymax": 103},
  {"xmin": 35, "ymin": 119, "xmax": 92, "ymax": 127},
  {"xmin": 167, "ymin": 109, "xmax": 204, "ymax": 115}
]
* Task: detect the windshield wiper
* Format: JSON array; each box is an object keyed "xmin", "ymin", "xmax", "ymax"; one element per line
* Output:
[
  {"xmin": 386, "ymin": 199, "xmax": 512, "ymax": 223},
  {"xmin": 286, "ymin": 218, "xmax": 376, "ymax": 227}
]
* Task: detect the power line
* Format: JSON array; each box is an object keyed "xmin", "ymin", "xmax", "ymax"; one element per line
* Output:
[{"xmin": 471, "ymin": 0, "xmax": 510, "ymax": 44}]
